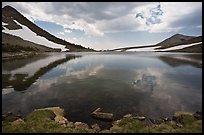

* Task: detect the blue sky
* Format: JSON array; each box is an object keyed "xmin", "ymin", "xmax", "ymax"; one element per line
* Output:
[{"xmin": 2, "ymin": 2, "xmax": 202, "ymax": 50}]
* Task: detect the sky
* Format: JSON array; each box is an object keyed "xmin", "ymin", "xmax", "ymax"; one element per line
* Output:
[{"xmin": 2, "ymin": 2, "xmax": 202, "ymax": 50}]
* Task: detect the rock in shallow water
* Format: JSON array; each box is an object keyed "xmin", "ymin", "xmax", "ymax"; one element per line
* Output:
[
  {"xmin": 123, "ymin": 114, "xmax": 132, "ymax": 118},
  {"xmin": 91, "ymin": 108, "xmax": 113, "ymax": 121}
]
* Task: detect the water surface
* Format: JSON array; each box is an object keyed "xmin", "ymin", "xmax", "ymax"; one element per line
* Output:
[{"xmin": 2, "ymin": 52, "xmax": 202, "ymax": 129}]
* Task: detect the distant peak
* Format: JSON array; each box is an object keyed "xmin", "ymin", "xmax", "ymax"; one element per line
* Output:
[
  {"xmin": 172, "ymin": 33, "xmax": 186, "ymax": 37},
  {"xmin": 171, "ymin": 33, "xmax": 195, "ymax": 39},
  {"xmin": 3, "ymin": 5, "xmax": 16, "ymax": 10},
  {"xmin": 2, "ymin": 5, "xmax": 19, "ymax": 14}
]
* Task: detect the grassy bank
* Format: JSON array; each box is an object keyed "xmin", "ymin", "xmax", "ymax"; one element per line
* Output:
[{"xmin": 2, "ymin": 107, "xmax": 202, "ymax": 133}]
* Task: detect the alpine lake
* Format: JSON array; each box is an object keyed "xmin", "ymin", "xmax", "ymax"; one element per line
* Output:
[{"xmin": 2, "ymin": 52, "xmax": 202, "ymax": 129}]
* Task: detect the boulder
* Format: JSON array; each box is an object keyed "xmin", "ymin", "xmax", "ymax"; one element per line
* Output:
[
  {"xmin": 161, "ymin": 117, "xmax": 171, "ymax": 122},
  {"xmin": 11, "ymin": 118, "xmax": 25, "ymax": 126},
  {"xmin": 133, "ymin": 116, "xmax": 146, "ymax": 121},
  {"xmin": 91, "ymin": 123, "xmax": 101, "ymax": 132},
  {"xmin": 91, "ymin": 108, "xmax": 113, "ymax": 121},
  {"xmin": 172, "ymin": 111, "xmax": 197, "ymax": 125},
  {"xmin": 54, "ymin": 115, "xmax": 68, "ymax": 126},
  {"xmin": 66, "ymin": 121, "xmax": 74, "ymax": 128},
  {"xmin": 193, "ymin": 111, "xmax": 202, "ymax": 120},
  {"xmin": 123, "ymin": 114, "xmax": 132, "ymax": 118},
  {"xmin": 74, "ymin": 122, "xmax": 89, "ymax": 129}
]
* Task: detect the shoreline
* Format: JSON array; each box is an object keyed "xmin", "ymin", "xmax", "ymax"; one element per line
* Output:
[{"xmin": 2, "ymin": 106, "xmax": 202, "ymax": 133}]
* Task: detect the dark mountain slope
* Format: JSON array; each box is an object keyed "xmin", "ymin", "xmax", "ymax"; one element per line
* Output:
[{"xmin": 2, "ymin": 5, "xmax": 93, "ymax": 51}]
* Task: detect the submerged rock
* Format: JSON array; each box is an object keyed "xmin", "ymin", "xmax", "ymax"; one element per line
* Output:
[
  {"xmin": 91, "ymin": 108, "xmax": 113, "ymax": 121},
  {"xmin": 123, "ymin": 114, "xmax": 132, "ymax": 118}
]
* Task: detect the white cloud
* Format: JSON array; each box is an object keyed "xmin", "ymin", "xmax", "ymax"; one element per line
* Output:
[
  {"xmin": 64, "ymin": 29, "xmax": 72, "ymax": 33},
  {"xmin": 2, "ymin": 2, "xmax": 202, "ymax": 35},
  {"xmin": 134, "ymin": 2, "xmax": 202, "ymax": 33},
  {"xmin": 57, "ymin": 32, "xmax": 64, "ymax": 35}
]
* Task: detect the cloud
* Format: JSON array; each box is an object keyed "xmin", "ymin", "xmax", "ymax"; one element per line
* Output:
[
  {"xmin": 57, "ymin": 32, "xmax": 64, "ymax": 35},
  {"xmin": 64, "ymin": 28, "xmax": 72, "ymax": 33},
  {"xmin": 2, "ymin": 2, "xmax": 202, "ymax": 35},
  {"xmin": 136, "ymin": 2, "xmax": 163, "ymax": 25},
  {"xmin": 134, "ymin": 2, "xmax": 202, "ymax": 33}
]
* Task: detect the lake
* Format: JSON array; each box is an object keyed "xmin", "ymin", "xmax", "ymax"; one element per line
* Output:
[{"xmin": 2, "ymin": 52, "xmax": 202, "ymax": 129}]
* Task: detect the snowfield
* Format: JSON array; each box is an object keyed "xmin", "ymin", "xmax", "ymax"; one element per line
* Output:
[
  {"xmin": 121, "ymin": 42, "xmax": 202, "ymax": 52},
  {"xmin": 2, "ymin": 22, "xmax": 8, "ymax": 25},
  {"xmin": 156, "ymin": 42, "xmax": 202, "ymax": 51},
  {"xmin": 2, "ymin": 20, "xmax": 69, "ymax": 52},
  {"xmin": 125, "ymin": 46, "xmax": 161, "ymax": 52}
]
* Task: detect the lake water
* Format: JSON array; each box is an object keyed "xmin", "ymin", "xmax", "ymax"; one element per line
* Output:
[{"xmin": 2, "ymin": 52, "xmax": 202, "ymax": 129}]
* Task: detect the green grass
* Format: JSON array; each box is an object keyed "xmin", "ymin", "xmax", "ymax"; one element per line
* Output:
[
  {"xmin": 2, "ymin": 110, "xmax": 73, "ymax": 133},
  {"xmin": 2, "ymin": 109, "xmax": 202, "ymax": 133}
]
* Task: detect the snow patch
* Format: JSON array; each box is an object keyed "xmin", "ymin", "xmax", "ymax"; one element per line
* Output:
[
  {"xmin": 126, "ymin": 46, "xmax": 161, "ymax": 52},
  {"xmin": 157, "ymin": 42, "xmax": 202, "ymax": 51},
  {"xmin": 2, "ymin": 22, "xmax": 8, "ymax": 25},
  {"xmin": 115, "ymin": 42, "xmax": 202, "ymax": 52},
  {"xmin": 2, "ymin": 20, "xmax": 69, "ymax": 52}
]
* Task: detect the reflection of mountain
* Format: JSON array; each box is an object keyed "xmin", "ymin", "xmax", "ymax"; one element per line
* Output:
[
  {"xmin": 2, "ymin": 55, "xmax": 79, "ymax": 91},
  {"xmin": 2, "ymin": 53, "xmax": 49, "ymax": 71},
  {"xmin": 159, "ymin": 55, "xmax": 202, "ymax": 68}
]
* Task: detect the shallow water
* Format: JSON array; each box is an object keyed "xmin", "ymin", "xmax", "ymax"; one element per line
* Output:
[{"xmin": 2, "ymin": 52, "xmax": 202, "ymax": 129}]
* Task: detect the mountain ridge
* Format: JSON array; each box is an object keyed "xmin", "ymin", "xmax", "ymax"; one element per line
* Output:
[
  {"xmin": 2, "ymin": 5, "xmax": 93, "ymax": 52},
  {"xmin": 111, "ymin": 33, "xmax": 202, "ymax": 52},
  {"xmin": 155, "ymin": 33, "xmax": 196, "ymax": 49}
]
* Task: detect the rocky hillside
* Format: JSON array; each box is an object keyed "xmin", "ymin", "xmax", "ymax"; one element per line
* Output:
[
  {"xmin": 156, "ymin": 34, "xmax": 195, "ymax": 49},
  {"xmin": 112, "ymin": 34, "xmax": 202, "ymax": 53},
  {"xmin": 155, "ymin": 34, "xmax": 202, "ymax": 50},
  {"xmin": 2, "ymin": 5, "xmax": 94, "ymax": 52},
  {"xmin": 2, "ymin": 32, "xmax": 60, "ymax": 52}
]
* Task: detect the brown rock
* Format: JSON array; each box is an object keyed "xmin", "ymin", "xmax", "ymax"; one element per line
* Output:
[
  {"xmin": 66, "ymin": 121, "xmax": 74, "ymax": 128},
  {"xmin": 11, "ymin": 118, "xmax": 25, "ymax": 126},
  {"xmin": 91, "ymin": 123, "xmax": 100, "ymax": 132},
  {"xmin": 133, "ymin": 116, "xmax": 146, "ymax": 121},
  {"xmin": 91, "ymin": 108, "xmax": 113, "ymax": 121},
  {"xmin": 54, "ymin": 115, "xmax": 68, "ymax": 125},
  {"xmin": 172, "ymin": 111, "xmax": 193, "ymax": 123},
  {"xmin": 193, "ymin": 112, "xmax": 202, "ymax": 120},
  {"xmin": 123, "ymin": 114, "xmax": 132, "ymax": 118},
  {"xmin": 74, "ymin": 122, "xmax": 89, "ymax": 129}
]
